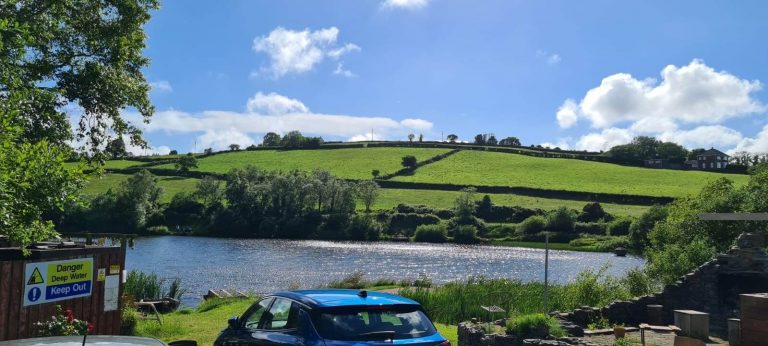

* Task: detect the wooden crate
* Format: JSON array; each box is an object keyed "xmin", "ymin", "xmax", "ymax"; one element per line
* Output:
[{"xmin": 740, "ymin": 293, "xmax": 768, "ymax": 346}]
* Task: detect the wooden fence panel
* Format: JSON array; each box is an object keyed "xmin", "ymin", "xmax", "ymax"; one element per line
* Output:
[{"xmin": 0, "ymin": 246, "xmax": 124, "ymax": 341}]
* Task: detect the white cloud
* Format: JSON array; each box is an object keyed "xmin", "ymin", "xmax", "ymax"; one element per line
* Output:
[
  {"xmin": 556, "ymin": 99, "xmax": 579, "ymax": 128},
  {"xmin": 348, "ymin": 133, "xmax": 385, "ymax": 142},
  {"xmin": 540, "ymin": 139, "xmax": 571, "ymax": 150},
  {"xmin": 333, "ymin": 63, "xmax": 356, "ymax": 78},
  {"xmin": 400, "ymin": 118, "xmax": 433, "ymax": 130},
  {"xmin": 197, "ymin": 129, "xmax": 256, "ymax": 151},
  {"xmin": 731, "ymin": 125, "xmax": 768, "ymax": 154},
  {"xmin": 381, "ymin": 0, "xmax": 430, "ymax": 10},
  {"xmin": 246, "ymin": 92, "xmax": 309, "ymax": 114},
  {"xmin": 130, "ymin": 92, "xmax": 434, "ymax": 144},
  {"xmin": 150, "ymin": 80, "xmax": 172, "ymax": 93},
  {"xmin": 658, "ymin": 125, "xmax": 743, "ymax": 149},
  {"xmin": 124, "ymin": 142, "xmax": 171, "ymax": 156},
  {"xmin": 574, "ymin": 128, "xmax": 634, "ymax": 152},
  {"xmin": 561, "ymin": 59, "xmax": 764, "ymax": 129},
  {"xmin": 630, "ymin": 118, "xmax": 678, "ymax": 133},
  {"xmin": 253, "ymin": 27, "xmax": 360, "ymax": 78}
]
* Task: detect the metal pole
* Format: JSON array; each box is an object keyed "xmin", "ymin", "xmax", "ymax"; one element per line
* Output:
[{"xmin": 544, "ymin": 231, "xmax": 549, "ymax": 314}]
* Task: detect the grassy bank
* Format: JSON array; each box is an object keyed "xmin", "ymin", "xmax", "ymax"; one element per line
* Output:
[{"xmin": 133, "ymin": 297, "xmax": 458, "ymax": 345}]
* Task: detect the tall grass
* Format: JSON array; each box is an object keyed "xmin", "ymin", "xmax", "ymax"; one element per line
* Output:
[
  {"xmin": 399, "ymin": 267, "xmax": 631, "ymax": 324},
  {"xmin": 124, "ymin": 270, "xmax": 187, "ymax": 301}
]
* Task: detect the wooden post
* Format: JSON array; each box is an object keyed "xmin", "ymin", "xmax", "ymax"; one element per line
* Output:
[{"xmin": 728, "ymin": 318, "xmax": 741, "ymax": 346}]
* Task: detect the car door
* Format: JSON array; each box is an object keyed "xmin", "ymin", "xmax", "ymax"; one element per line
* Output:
[
  {"xmin": 219, "ymin": 297, "xmax": 273, "ymax": 346},
  {"xmin": 248, "ymin": 298, "xmax": 306, "ymax": 346}
]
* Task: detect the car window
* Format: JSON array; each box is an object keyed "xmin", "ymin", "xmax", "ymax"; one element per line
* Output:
[
  {"xmin": 243, "ymin": 298, "xmax": 273, "ymax": 329},
  {"xmin": 313, "ymin": 306, "xmax": 436, "ymax": 341},
  {"xmin": 263, "ymin": 298, "xmax": 298, "ymax": 330}
]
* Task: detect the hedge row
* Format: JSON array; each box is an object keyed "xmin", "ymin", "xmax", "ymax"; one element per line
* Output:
[{"xmin": 377, "ymin": 149, "xmax": 462, "ymax": 180}]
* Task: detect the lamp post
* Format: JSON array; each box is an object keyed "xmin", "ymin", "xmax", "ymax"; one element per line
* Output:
[{"xmin": 544, "ymin": 230, "xmax": 549, "ymax": 314}]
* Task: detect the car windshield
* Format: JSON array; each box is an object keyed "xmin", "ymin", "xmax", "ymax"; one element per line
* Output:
[{"xmin": 312, "ymin": 306, "xmax": 437, "ymax": 341}]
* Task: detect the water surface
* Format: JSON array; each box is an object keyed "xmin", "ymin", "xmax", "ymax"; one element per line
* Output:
[{"xmin": 125, "ymin": 236, "xmax": 645, "ymax": 306}]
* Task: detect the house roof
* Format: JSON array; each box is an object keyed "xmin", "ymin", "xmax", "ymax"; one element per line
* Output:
[{"xmin": 700, "ymin": 148, "xmax": 729, "ymax": 157}]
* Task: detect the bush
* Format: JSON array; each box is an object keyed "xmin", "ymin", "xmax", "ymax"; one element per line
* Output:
[
  {"xmin": 486, "ymin": 224, "xmax": 515, "ymax": 239},
  {"xmin": 578, "ymin": 202, "xmax": 607, "ymax": 222},
  {"xmin": 388, "ymin": 213, "xmax": 441, "ymax": 236},
  {"xmin": 120, "ymin": 307, "xmax": 138, "ymax": 335},
  {"xmin": 146, "ymin": 225, "xmax": 170, "ymax": 235},
  {"xmin": 569, "ymin": 235, "xmax": 629, "ymax": 251},
  {"xmin": 621, "ymin": 268, "xmax": 660, "ymax": 297},
  {"xmin": 517, "ymin": 215, "xmax": 546, "ymax": 235},
  {"xmin": 574, "ymin": 222, "xmax": 608, "ymax": 235},
  {"xmin": 607, "ymin": 217, "xmax": 633, "ymax": 236},
  {"xmin": 447, "ymin": 214, "xmax": 487, "ymax": 236},
  {"xmin": 413, "ymin": 224, "xmax": 448, "ymax": 243},
  {"xmin": 519, "ymin": 232, "xmax": 578, "ymax": 243},
  {"xmin": 506, "ymin": 313, "xmax": 565, "ymax": 339},
  {"xmin": 546, "ymin": 207, "xmax": 575, "ymax": 233},
  {"xmin": 628, "ymin": 205, "xmax": 667, "ymax": 250},
  {"xmin": 452, "ymin": 225, "xmax": 479, "ymax": 244},
  {"xmin": 124, "ymin": 270, "xmax": 187, "ymax": 302},
  {"xmin": 346, "ymin": 215, "xmax": 383, "ymax": 241}
]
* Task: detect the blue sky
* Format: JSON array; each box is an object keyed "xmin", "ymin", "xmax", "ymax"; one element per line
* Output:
[{"xmin": 130, "ymin": 0, "xmax": 768, "ymax": 154}]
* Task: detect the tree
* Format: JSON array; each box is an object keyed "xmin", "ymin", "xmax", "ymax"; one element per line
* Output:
[
  {"xmin": 408, "ymin": 134, "xmax": 415, "ymax": 143},
  {"xmin": 1, "ymin": 0, "xmax": 158, "ymax": 249},
  {"xmin": 105, "ymin": 138, "xmax": 128, "ymax": 159},
  {"xmin": 453, "ymin": 187, "xmax": 477, "ymax": 221},
  {"xmin": 175, "ymin": 155, "xmax": 198, "ymax": 173},
  {"xmin": 203, "ymin": 148, "xmax": 214, "ymax": 155},
  {"xmin": 169, "ymin": 150, "xmax": 178, "ymax": 155},
  {"xmin": 447, "ymin": 134, "xmax": 458, "ymax": 143},
  {"xmin": 401, "ymin": 155, "xmax": 418, "ymax": 168},
  {"xmin": 356, "ymin": 181, "xmax": 380, "ymax": 213},
  {"xmin": 195, "ymin": 176, "xmax": 225, "ymax": 208},
  {"xmin": 418, "ymin": 134, "xmax": 424, "ymax": 143},
  {"xmin": 281, "ymin": 131, "xmax": 305, "ymax": 147},
  {"xmin": 474, "ymin": 134, "xmax": 486, "ymax": 145},
  {"xmin": 545, "ymin": 206, "xmax": 575, "ymax": 233},
  {"xmin": 263, "ymin": 132, "xmax": 282, "ymax": 147},
  {"xmin": 657, "ymin": 142, "xmax": 688, "ymax": 163},
  {"xmin": 688, "ymin": 148, "xmax": 707, "ymax": 160},
  {"xmin": 486, "ymin": 135, "xmax": 498, "ymax": 146},
  {"xmin": 228, "ymin": 144, "xmax": 241, "ymax": 151},
  {"xmin": 499, "ymin": 137, "xmax": 521, "ymax": 146},
  {"xmin": 371, "ymin": 169, "xmax": 380, "ymax": 179}
]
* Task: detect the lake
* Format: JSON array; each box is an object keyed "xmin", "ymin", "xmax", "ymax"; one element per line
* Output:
[{"xmin": 125, "ymin": 236, "xmax": 645, "ymax": 306}]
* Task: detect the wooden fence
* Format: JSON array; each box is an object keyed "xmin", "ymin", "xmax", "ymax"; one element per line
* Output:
[{"xmin": 0, "ymin": 245, "xmax": 125, "ymax": 341}]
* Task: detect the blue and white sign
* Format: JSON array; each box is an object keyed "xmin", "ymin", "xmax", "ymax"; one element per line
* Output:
[{"xmin": 23, "ymin": 258, "xmax": 94, "ymax": 306}]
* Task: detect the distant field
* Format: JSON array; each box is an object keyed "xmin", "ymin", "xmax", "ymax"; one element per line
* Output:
[
  {"xmin": 82, "ymin": 173, "xmax": 199, "ymax": 203},
  {"xmin": 368, "ymin": 188, "xmax": 650, "ymax": 216},
  {"xmin": 153, "ymin": 147, "xmax": 451, "ymax": 179},
  {"xmin": 392, "ymin": 150, "xmax": 749, "ymax": 197}
]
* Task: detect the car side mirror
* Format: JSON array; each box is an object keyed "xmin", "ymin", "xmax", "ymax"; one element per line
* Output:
[{"xmin": 228, "ymin": 316, "xmax": 240, "ymax": 329}]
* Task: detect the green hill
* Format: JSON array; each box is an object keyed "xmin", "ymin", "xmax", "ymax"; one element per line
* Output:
[
  {"xmin": 75, "ymin": 144, "xmax": 750, "ymax": 216},
  {"xmin": 392, "ymin": 150, "xmax": 748, "ymax": 197}
]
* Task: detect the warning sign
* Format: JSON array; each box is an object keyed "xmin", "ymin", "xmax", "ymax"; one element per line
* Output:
[
  {"xmin": 27, "ymin": 268, "xmax": 44, "ymax": 285},
  {"xmin": 23, "ymin": 258, "xmax": 93, "ymax": 306}
]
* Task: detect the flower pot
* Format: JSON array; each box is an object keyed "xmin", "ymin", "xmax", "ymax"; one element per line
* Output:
[{"xmin": 613, "ymin": 326, "xmax": 626, "ymax": 339}]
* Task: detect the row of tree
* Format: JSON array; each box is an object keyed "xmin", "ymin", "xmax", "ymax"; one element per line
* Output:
[{"xmin": 606, "ymin": 136, "xmax": 689, "ymax": 165}]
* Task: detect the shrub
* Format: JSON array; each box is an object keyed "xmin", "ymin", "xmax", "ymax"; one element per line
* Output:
[
  {"xmin": 452, "ymin": 225, "xmax": 479, "ymax": 244},
  {"xmin": 124, "ymin": 270, "xmax": 187, "ymax": 302},
  {"xmin": 120, "ymin": 306, "xmax": 138, "ymax": 335},
  {"xmin": 388, "ymin": 213, "xmax": 441, "ymax": 236},
  {"xmin": 506, "ymin": 313, "xmax": 565, "ymax": 339},
  {"xmin": 486, "ymin": 224, "xmax": 515, "ymax": 239},
  {"xmin": 621, "ymin": 268, "xmax": 660, "ymax": 297},
  {"xmin": 578, "ymin": 202, "xmax": 607, "ymax": 222},
  {"xmin": 519, "ymin": 232, "xmax": 578, "ymax": 243},
  {"xmin": 517, "ymin": 215, "xmax": 546, "ymax": 235},
  {"xmin": 401, "ymin": 155, "xmax": 418, "ymax": 168},
  {"xmin": 569, "ymin": 235, "xmax": 629, "ymax": 251},
  {"xmin": 545, "ymin": 207, "xmax": 575, "ymax": 233},
  {"xmin": 327, "ymin": 272, "xmax": 367, "ymax": 289},
  {"xmin": 346, "ymin": 215, "xmax": 383, "ymax": 241},
  {"xmin": 413, "ymin": 224, "xmax": 448, "ymax": 243},
  {"xmin": 146, "ymin": 225, "xmax": 170, "ymax": 235},
  {"xmin": 628, "ymin": 205, "xmax": 667, "ymax": 250},
  {"xmin": 447, "ymin": 215, "xmax": 487, "ymax": 236},
  {"xmin": 607, "ymin": 217, "xmax": 633, "ymax": 236},
  {"xmin": 574, "ymin": 222, "xmax": 608, "ymax": 235}
]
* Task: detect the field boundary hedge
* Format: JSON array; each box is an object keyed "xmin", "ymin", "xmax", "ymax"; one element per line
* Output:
[{"xmin": 377, "ymin": 149, "xmax": 462, "ymax": 180}]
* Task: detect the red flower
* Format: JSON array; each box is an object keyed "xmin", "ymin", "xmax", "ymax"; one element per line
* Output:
[
  {"xmin": 87, "ymin": 323, "xmax": 94, "ymax": 333},
  {"xmin": 65, "ymin": 309, "xmax": 74, "ymax": 323}
]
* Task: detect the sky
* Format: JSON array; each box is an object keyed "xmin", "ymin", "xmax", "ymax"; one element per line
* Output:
[{"xmin": 125, "ymin": 0, "xmax": 768, "ymax": 155}]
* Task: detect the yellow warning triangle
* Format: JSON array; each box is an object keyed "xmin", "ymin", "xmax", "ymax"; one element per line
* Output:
[{"xmin": 27, "ymin": 268, "xmax": 44, "ymax": 285}]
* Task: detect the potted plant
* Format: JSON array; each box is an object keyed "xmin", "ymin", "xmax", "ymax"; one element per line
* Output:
[{"xmin": 613, "ymin": 324, "xmax": 626, "ymax": 339}]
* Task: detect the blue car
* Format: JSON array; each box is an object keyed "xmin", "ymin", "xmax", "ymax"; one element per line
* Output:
[{"xmin": 214, "ymin": 289, "xmax": 449, "ymax": 346}]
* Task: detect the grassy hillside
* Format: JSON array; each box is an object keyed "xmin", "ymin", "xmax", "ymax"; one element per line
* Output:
[
  {"xmin": 392, "ymin": 150, "xmax": 749, "ymax": 197},
  {"xmin": 83, "ymin": 173, "xmax": 199, "ymax": 203},
  {"xmin": 153, "ymin": 147, "xmax": 451, "ymax": 179},
  {"xmin": 372, "ymin": 188, "xmax": 649, "ymax": 216},
  {"xmin": 82, "ymin": 174, "xmax": 647, "ymax": 215}
]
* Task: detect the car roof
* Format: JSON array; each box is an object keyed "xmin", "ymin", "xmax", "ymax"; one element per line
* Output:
[
  {"xmin": 0, "ymin": 335, "xmax": 166, "ymax": 345},
  {"xmin": 271, "ymin": 289, "xmax": 420, "ymax": 309}
]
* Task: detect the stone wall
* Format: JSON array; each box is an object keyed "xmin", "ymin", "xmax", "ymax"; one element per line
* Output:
[{"xmin": 556, "ymin": 232, "xmax": 768, "ymax": 338}]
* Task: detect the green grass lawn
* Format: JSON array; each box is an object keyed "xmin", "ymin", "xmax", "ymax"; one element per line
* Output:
[
  {"xmin": 153, "ymin": 147, "xmax": 451, "ymax": 179},
  {"xmin": 83, "ymin": 173, "xmax": 199, "ymax": 203},
  {"xmin": 369, "ymin": 188, "xmax": 649, "ymax": 216},
  {"xmin": 392, "ymin": 150, "xmax": 749, "ymax": 197},
  {"xmin": 134, "ymin": 297, "xmax": 458, "ymax": 345}
]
